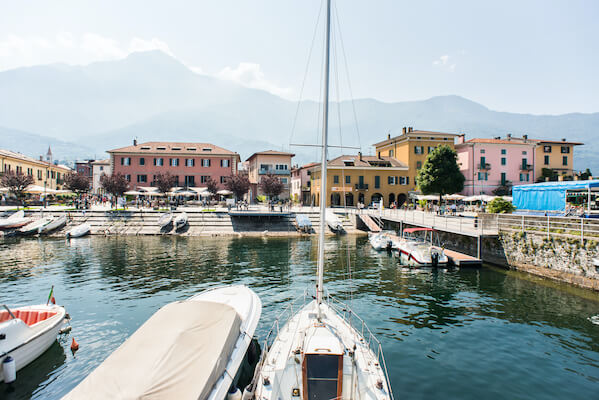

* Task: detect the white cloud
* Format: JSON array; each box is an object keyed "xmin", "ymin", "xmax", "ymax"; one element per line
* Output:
[
  {"xmin": 216, "ymin": 62, "xmax": 292, "ymax": 97},
  {"xmin": 433, "ymin": 54, "xmax": 456, "ymax": 72}
]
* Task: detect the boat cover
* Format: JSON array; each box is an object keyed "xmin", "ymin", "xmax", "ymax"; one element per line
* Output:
[{"xmin": 63, "ymin": 300, "xmax": 242, "ymax": 400}]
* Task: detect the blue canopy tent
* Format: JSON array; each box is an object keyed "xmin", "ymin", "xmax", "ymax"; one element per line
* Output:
[{"xmin": 513, "ymin": 180, "xmax": 599, "ymax": 211}]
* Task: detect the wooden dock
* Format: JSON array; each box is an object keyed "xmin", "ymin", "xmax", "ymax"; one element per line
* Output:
[{"xmin": 444, "ymin": 249, "xmax": 482, "ymax": 268}]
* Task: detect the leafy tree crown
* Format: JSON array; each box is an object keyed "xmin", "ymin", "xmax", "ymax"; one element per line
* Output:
[{"xmin": 416, "ymin": 145, "xmax": 465, "ymax": 196}]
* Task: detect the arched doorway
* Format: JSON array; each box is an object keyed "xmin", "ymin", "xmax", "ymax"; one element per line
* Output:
[
  {"xmin": 345, "ymin": 193, "xmax": 354, "ymax": 207},
  {"xmin": 331, "ymin": 193, "xmax": 341, "ymax": 206},
  {"xmin": 388, "ymin": 193, "xmax": 395, "ymax": 206},
  {"xmin": 370, "ymin": 193, "xmax": 383, "ymax": 207},
  {"xmin": 397, "ymin": 193, "xmax": 407, "ymax": 207},
  {"xmin": 358, "ymin": 193, "xmax": 365, "ymax": 205}
]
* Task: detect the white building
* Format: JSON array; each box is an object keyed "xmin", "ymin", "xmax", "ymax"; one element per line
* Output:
[{"xmin": 92, "ymin": 159, "xmax": 111, "ymax": 194}]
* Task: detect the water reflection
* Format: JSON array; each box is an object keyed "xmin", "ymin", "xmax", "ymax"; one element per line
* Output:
[{"xmin": 0, "ymin": 235, "xmax": 598, "ymax": 399}]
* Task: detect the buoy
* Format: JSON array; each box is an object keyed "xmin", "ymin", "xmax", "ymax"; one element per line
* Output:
[
  {"xmin": 71, "ymin": 338, "xmax": 79, "ymax": 351},
  {"xmin": 2, "ymin": 356, "xmax": 16, "ymax": 383},
  {"xmin": 227, "ymin": 387, "xmax": 242, "ymax": 400},
  {"xmin": 51, "ymin": 296, "xmax": 56, "ymax": 305},
  {"xmin": 59, "ymin": 326, "xmax": 72, "ymax": 335}
]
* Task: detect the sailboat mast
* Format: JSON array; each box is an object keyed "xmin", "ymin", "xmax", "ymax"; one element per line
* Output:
[{"xmin": 317, "ymin": 0, "xmax": 331, "ymax": 308}]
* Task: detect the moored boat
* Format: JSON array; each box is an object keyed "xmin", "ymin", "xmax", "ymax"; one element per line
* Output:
[
  {"xmin": 157, "ymin": 212, "xmax": 173, "ymax": 228},
  {"xmin": 0, "ymin": 211, "xmax": 30, "ymax": 230},
  {"xmin": 19, "ymin": 217, "xmax": 53, "ymax": 235},
  {"xmin": 325, "ymin": 209, "xmax": 344, "ymax": 232},
  {"xmin": 174, "ymin": 212, "xmax": 188, "ymax": 229},
  {"xmin": 65, "ymin": 223, "xmax": 91, "ymax": 238},
  {"xmin": 62, "ymin": 284, "xmax": 262, "ymax": 400},
  {"xmin": 0, "ymin": 303, "xmax": 67, "ymax": 382},
  {"xmin": 38, "ymin": 215, "xmax": 67, "ymax": 234},
  {"xmin": 369, "ymin": 230, "xmax": 394, "ymax": 251},
  {"xmin": 395, "ymin": 227, "xmax": 449, "ymax": 268}
]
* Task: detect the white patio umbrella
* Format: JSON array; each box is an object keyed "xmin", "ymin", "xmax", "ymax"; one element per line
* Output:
[
  {"xmin": 124, "ymin": 190, "xmax": 145, "ymax": 196},
  {"xmin": 217, "ymin": 189, "xmax": 233, "ymax": 196},
  {"xmin": 445, "ymin": 193, "xmax": 466, "ymax": 200},
  {"xmin": 463, "ymin": 194, "xmax": 495, "ymax": 202}
]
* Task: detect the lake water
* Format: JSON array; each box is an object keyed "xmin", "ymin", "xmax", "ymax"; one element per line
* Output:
[{"xmin": 1, "ymin": 235, "xmax": 598, "ymax": 399}]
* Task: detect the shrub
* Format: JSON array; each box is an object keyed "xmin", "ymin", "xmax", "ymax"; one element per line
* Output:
[{"xmin": 487, "ymin": 197, "xmax": 515, "ymax": 214}]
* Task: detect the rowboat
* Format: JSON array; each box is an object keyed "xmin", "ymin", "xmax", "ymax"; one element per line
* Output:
[
  {"xmin": 325, "ymin": 209, "xmax": 344, "ymax": 232},
  {"xmin": 63, "ymin": 285, "xmax": 262, "ymax": 400},
  {"xmin": 38, "ymin": 215, "xmax": 67, "ymax": 234},
  {"xmin": 174, "ymin": 212, "xmax": 188, "ymax": 229},
  {"xmin": 65, "ymin": 223, "xmax": 91, "ymax": 238},
  {"xmin": 19, "ymin": 217, "xmax": 53, "ymax": 235},
  {"xmin": 0, "ymin": 303, "xmax": 67, "ymax": 382},
  {"xmin": 157, "ymin": 212, "xmax": 172, "ymax": 228},
  {"xmin": 0, "ymin": 211, "xmax": 30, "ymax": 229},
  {"xmin": 395, "ymin": 227, "xmax": 449, "ymax": 268}
]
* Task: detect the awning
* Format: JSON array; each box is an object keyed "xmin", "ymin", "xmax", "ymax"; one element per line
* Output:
[
  {"xmin": 513, "ymin": 180, "xmax": 599, "ymax": 211},
  {"xmin": 463, "ymin": 195, "xmax": 495, "ymax": 202},
  {"xmin": 62, "ymin": 300, "xmax": 242, "ymax": 400}
]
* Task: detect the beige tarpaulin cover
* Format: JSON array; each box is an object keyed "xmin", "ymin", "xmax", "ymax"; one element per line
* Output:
[{"xmin": 63, "ymin": 300, "xmax": 242, "ymax": 400}]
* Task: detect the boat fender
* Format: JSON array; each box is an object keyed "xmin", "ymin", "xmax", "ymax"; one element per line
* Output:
[
  {"xmin": 51, "ymin": 296, "xmax": 56, "ymax": 305},
  {"xmin": 2, "ymin": 356, "xmax": 16, "ymax": 383},
  {"xmin": 432, "ymin": 252, "xmax": 439, "ymax": 268},
  {"xmin": 59, "ymin": 326, "xmax": 72, "ymax": 335},
  {"xmin": 71, "ymin": 337, "xmax": 79, "ymax": 352},
  {"xmin": 227, "ymin": 386, "xmax": 242, "ymax": 400}
]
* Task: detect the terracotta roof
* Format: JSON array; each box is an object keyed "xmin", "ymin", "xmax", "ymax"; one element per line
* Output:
[
  {"xmin": 533, "ymin": 139, "xmax": 583, "ymax": 145},
  {"xmin": 91, "ymin": 159, "xmax": 110, "ymax": 165},
  {"xmin": 324, "ymin": 155, "xmax": 408, "ymax": 168},
  {"xmin": 458, "ymin": 138, "xmax": 536, "ymax": 145},
  {"xmin": 0, "ymin": 148, "xmax": 71, "ymax": 171},
  {"xmin": 373, "ymin": 130, "xmax": 459, "ymax": 147},
  {"xmin": 246, "ymin": 150, "xmax": 295, "ymax": 161},
  {"xmin": 108, "ymin": 142, "xmax": 239, "ymax": 156}
]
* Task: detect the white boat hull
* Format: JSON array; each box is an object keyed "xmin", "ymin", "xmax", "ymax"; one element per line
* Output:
[
  {"xmin": 39, "ymin": 216, "xmax": 67, "ymax": 234},
  {"xmin": 174, "ymin": 213, "xmax": 188, "ymax": 228},
  {"xmin": 396, "ymin": 244, "xmax": 449, "ymax": 267},
  {"xmin": 19, "ymin": 218, "xmax": 52, "ymax": 235},
  {"xmin": 158, "ymin": 213, "xmax": 173, "ymax": 228},
  {"xmin": 0, "ymin": 304, "xmax": 66, "ymax": 382},
  {"xmin": 66, "ymin": 223, "xmax": 91, "ymax": 238}
]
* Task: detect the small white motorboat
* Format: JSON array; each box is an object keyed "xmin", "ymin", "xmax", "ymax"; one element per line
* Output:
[
  {"xmin": 369, "ymin": 230, "xmax": 395, "ymax": 251},
  {"xmin": 174, "ymin": 212, "xmax": 188, "ymax": 229},
  {"xmin": 157, "ymin": 212, "xmax": 173, "ymax": 228},
  {"xmin": 19, "ymin": 217, "xmax": 53, "ymax": 235},
  {"xmin": 66, "ymin": 223, "xmax": 91, "ymax": 238},
  {"xmin": 325, "ymin": 209, "xmax": 344, "ymax": 232},
  {"xmin": 0, "ymin": 211, "xmax": 30, "ymax": 230},
  {"xmin": 396, "ymin": 227, "xmax": 449, "ymax": 268},
  {"xmin": 63, "ymin": 285, "xmax": 262, "ymax": 400},
  {"xmin": 0, "ymin": 303, "xmax": 67, "ymax": 382},
  {"xmin": 38, "ymin": 215, "xmax": 67, "ymax": 234}
]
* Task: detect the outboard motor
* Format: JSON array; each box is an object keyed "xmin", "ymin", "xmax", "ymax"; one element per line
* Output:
[
  {"xmin": 431, "ymin": 251, "xmax": 439, "ymax": 268},
  {"xmin": 386, "ymin": 240, "xmax": 393, "ymax": 253}
]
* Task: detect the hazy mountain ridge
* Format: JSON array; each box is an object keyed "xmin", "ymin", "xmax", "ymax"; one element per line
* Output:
[{"xmin": 0, "ymin": 50, "xmax": 597, "ymax": 171}]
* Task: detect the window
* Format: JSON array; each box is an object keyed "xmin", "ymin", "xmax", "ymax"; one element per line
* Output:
[
  {"xmin": 427, "ymin": 146, "xmax": 435, "ymax": 153},
  {"xmin": 220, "ymin": 176, "xmax": 227, "ymax": 184},
  {"xmin": 172, "ymin": 147, "xmax": 181, "ymax": 151},
  {"xmin": 260, "ymin": 164, "xmax": 271, "ymax": 171},
  {"xmin": 377, "ymin": 152, "xmax": 381, "ymax": 158},
  {"xmin": 521, "ymin": 158, "xmax": 528, "ymax": 169},
  {"xmin": 184, "ymin": 175, "xmax": 195, "ymax": 186},
  {"xmin": 51, "ymin": 171, "xmax": 55, "ymax": 179},
  {"xmin": 137, "ymin": 175, "xmax": 147, "ymax": 183},
  {"xmin": 121, "ymin": 157, "xmax": 131, "ymax": 166},
  {"xmin": 416, "ymin": 161, "xmax": 422, "ymax": 169},
  {"xmin": 99, "ymin": 166, "xmax": 104, "ymax": 171},
  {"xmin": 170, "ymin": 158, "xmax": 179, "ymax": 167},
  {"xmin": 200, "ymin": 175, "xmax": 209, "ymax": 183},
  {"xmin": 399, "ymin": 176, "xmax": 408, "ymax": 185},
  {"xmin": 480, "ymin": 149, "xmax": 486, "ymax": 154},
  {"xmin": 374, "ymin": 175, "xmax": 380, "ymax": 189},
  {"xmin": 304, "ymin": 354, "xmax": 341, "ymax": 400},
  {"xmin": 389, "ymin": 150, "xmax": 394, "ymax": 157},
  {"xmin": 522, "ymin": 151, "xmax": 527, "ymax": 155},
  {"xmin": 388, "ymin": 176, "xmax": 398, "ymax": 185},
  {"xmin": 221, "ymin": 159, "xmax": 230, "ymax": 168},
  {"xmin": 501, "ymin": 149, "xmax": 506, "ymax": 155},
  {"xmin": 544, "ymin": 155, "xmax": 550, "ymax": 165},
  {"xmin": 543, "ymin": 145, "xmax": 552, "ymax": 153},
  {"xmin": 140, "ymin": 146, "xmax": 151, "ymax": 150},
  {"xmin": 519, "ymin": 173, "xmax": 530, "ymax": 182},
  {"xmin": 154, "ymin": 158, "xmax": 163, "ymax": 166},
  {"xmin": 414, "ymin": 146, "xmax": 424, "ymax": 154},
  {"xmin": 276, "ymin": 164, "xmax": 288, "ymax": 170},
  {"xmin": 345, "ymin": 175, "xmax": 351, "ymax": 184},
  {"xmin": 501, "ymin": 157, "xmax": 506, "ymax": 166},
  {"xmin": 501, "ymin": 172, "xmax": 506, "ymax": 186},
  {"xmin": 480, "ymin": 156, "xmax": 486, "ymax": 166},
  {"xmin": 37, "ymin": 170, "xmax": 42, "ymax": 179},
  {"xmin": 186, "ymin": 147, "xmax": 196, "ymax": 151},
  {"xmin": 281, "ymin": 178, "xmax": 288, "ymax": 184},
  {"xmin": 202, "ymin": 159, "xmax": 211, "ymax": 167},
  {"xmin": 202, "ymin": 148, "xmax": 212, "ymax": 152},
  {"xmin": 333, "ymin": 175, "xmax": 339, "ymax": 184},
  {"xmin": 185, "ymin": 158, "xmax": 195, "ymax": 167},
  {"xmin": 156, "ymin": 146, "xmax": 166, "ymax": 150},
  {"xmin": 125, "ymin": 174, "xmax": 131, "ymax": 182},
  {"xmin": 477, "ymin": 172, "xmax": 488, "ymax": 181},
  {"xmin": 561, "ymin": 146, "xmax": 570, "ymax": 154},
  {"xmin": 562, "ymin": 156, "xmax": 568, "ymax": 166}
]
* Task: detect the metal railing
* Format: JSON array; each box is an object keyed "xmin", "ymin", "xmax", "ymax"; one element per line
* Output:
[
  {"xmin": 355, "ymin": 183, "xmax": 369, "ymax": 190},
  {"xmin": 496, "ymin": 214, "xmax": 599, "ymax": 242}
]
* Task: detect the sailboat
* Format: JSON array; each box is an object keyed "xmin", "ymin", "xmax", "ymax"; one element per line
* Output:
[{"xmin": 249, "ymin": 1, "xmax": 393, "ymax": 399}]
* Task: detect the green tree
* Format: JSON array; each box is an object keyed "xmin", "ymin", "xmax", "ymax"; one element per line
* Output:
[
  {"xmin": 1, "ymin": 171, "xmax": 34, "ymax": 209},
  {"xmin": 416, "ymin": 145, "xmax": 465, "ymax": 203},
  {"xmin": 487, "ymin": 197, "xmax": 515, "ymax": 214},
  {"xmin": 100, "ymin": 173, "xmax": 129, "ymax": 206}
]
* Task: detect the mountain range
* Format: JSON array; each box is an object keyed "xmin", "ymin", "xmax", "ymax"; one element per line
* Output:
[{"xmin": 0, "ymin": 50, "xmax": 597, "ymax": 172}]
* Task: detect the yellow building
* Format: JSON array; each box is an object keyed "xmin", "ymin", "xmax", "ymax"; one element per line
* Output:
[
  {"xmin": 0, "ymin": 148, "xmax": 71, "ymax": 190},
  {"xmin": 372, "ymin": 127, "xmax": 459, "ymax": 192},
  {"xmin": 534, "ymin": 139, "xmax": 582, "ymax": 179},
  {"xmin": 309, "ymin": 153, "xmax": 408, "ymax": 207}
]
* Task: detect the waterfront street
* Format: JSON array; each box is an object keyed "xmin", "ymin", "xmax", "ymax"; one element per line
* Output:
[{"xmin": 1, "ymin": 235, "xmax": 598, "ymax": 399}]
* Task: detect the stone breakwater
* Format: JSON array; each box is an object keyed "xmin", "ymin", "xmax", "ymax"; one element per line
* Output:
[{"xmin": 21, "ymin": 209, "xmax": 360, "ymax": 237}]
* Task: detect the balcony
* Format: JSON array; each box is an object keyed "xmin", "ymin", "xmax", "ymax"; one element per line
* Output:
[
  {"xmin": 258, "ymin": 168, "xmax": 290, "ymax": 175},
  {"xmin": 520, "ymin": 164, "xmax": 533, "ymax": 171},
  {"xmin": 477, "ymin": 163, "xmax": 491, "ymax": 170},
  {"xmin": 355, "ymin": 183, "xmax": 369, "ymax": 190}
]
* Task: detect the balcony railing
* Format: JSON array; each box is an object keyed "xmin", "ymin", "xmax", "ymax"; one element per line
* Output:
[
  {"xmin": 355, "ymin": 183, "xmax": 369, "ymax": 190},
  {"xmin": 258, "ymin": 169, "xmax": 290, "ymax": 175},
  {"xmin": 520, "ymin": 164, "xmax": 533, "ymax": 171},
  {"xmin": 477, "ymin": 163, "xmax": 491, "ymax": 170}
]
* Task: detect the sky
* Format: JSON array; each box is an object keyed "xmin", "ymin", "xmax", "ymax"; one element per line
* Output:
[{"xmin": 1, "ymin": 0, "xmax": 598, "ymax": 115}]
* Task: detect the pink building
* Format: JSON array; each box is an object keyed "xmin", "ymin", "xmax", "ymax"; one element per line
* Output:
[
  {"xmin": 291, "ymin": 162, "xmax": 319, "ymax": 205},
  {"xmin": 108, "ymin": 141, "xmax": 240, "ymax": 190},
  {"xmin": 456, "ymin": 134, "xmax": 536, "ymax": 195},
  {"xmin": 246, "ymin": 150, "xmax": 294, "ymax": 201}
]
